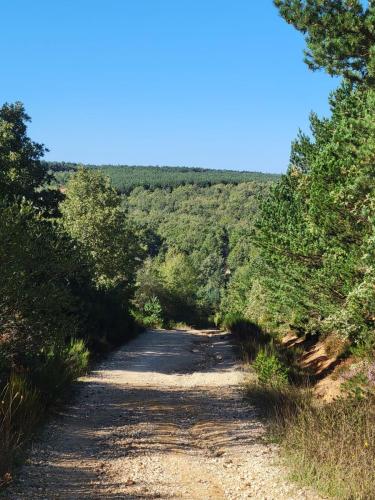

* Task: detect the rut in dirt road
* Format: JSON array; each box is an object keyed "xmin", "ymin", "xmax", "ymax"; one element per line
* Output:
[{"xmin": 7, "ymin": 329, "xmax": 321, "ymax": 499}]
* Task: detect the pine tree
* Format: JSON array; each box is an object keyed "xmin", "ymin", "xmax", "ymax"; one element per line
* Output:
[{"xmin": 274, "ymin": 0, "xmax": 375, "ymax": 84}]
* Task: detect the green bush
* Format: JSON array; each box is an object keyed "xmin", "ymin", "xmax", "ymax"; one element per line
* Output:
[
  {"xmin": 223, "ymin": 314, "xmax": 272, "ymax": 361},
  {"xmin": 142, "ymin": 296, "xmax": 164, "ymax": 327},
  {"xmin": 29, "ymin": 340, "xmax": 90, "ymax": 401},
  {"xmin": 0, "ymin": 202, "xmax": 80, "ymax": 369},
  {"xmin": 64, "ymin": 339, "xmax": 90, "ymax": 380},
  {"xmin": 253, "ymin": 346, "xmax": 289, "ymax": 387},
  {"xmin": 223, "ymin": 313, "xmax": 262, "ymax": 339}
]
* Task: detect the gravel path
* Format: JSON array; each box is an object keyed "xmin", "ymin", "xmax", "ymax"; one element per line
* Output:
[{"xmin": 6, "ymin": 328, "xmax": 321, "ymax": 499}]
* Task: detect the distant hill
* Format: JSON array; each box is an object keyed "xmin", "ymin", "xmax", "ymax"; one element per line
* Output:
[{"xmin": 46, "ymin": 162, "xmax": 280, "ymax": 193}]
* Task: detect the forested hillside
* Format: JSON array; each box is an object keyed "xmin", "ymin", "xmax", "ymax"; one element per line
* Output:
[
  {"xmin": 127, "ymin": 182, "xmax": 270, "ymax": 325},
  {"xmin": 49, "ymin": 162, "xmax": 279, "ymax": 192},
  {"xmin": 1, "ymin": 0, "xmax": 375, "ymax": 496}
]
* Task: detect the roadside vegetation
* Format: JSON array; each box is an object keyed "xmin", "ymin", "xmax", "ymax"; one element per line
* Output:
[
  {"xmin": 229, "ymin": 319, "xmax": 375, "ymax": 499},
  {"xmin": 0, "ymin": 104, "xmax": 141, "ymax": 483},
  {"xmin": 221, "ymin": 2, "xmax": 375, "ymax": 497}
]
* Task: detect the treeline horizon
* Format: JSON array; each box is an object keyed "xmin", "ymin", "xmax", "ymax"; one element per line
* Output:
[{"xmin": 48, "ymin": 161, "xmax": 280, "ymax": 193}]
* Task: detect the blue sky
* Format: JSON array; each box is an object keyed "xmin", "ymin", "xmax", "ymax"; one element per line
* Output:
[{"xmin": 1, "ymin": 1, "xmax": 339, "ymax": 173}]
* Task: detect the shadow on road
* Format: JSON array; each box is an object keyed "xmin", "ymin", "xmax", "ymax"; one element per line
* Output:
[{"xmin": 7, "ymin": 329, "xmax": 259, "ymax": 499}]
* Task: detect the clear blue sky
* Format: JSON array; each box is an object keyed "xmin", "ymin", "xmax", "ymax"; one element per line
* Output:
[{"xmin": 1, "ymin": 0, "xmax": 339, "ymax": 173}]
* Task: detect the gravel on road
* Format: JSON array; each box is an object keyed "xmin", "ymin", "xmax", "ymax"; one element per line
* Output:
[{"xmin": 6, "ymin": 328, "xmax": 322, "ymax": 499}]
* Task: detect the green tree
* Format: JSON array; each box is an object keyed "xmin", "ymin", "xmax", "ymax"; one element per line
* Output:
[
  {"xmin": 60, "ymin": 168, "xmax": 139, "ymax": 292},
  {"xmin": 0, "ymin": 102, "xmax": 62, "ymax": 213},
  {"xmin": 159, "ymin": 250, "xmax": 199, "ymax": 321},
  {"xmin": 251, "ymin": 83, "xmax": 375, "ymax": 344},
  {"xmin": 0, "ymin": 202, "xmax": 80, "ymax": 367},
  {"xmin": 274, "ymin": 0, "xmax": 375, "ymax": 83}
]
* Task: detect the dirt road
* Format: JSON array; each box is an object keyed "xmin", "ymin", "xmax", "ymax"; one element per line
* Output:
[{"xmin": 7, "ymin": 329, "xmax": 320, "ymax": 499}]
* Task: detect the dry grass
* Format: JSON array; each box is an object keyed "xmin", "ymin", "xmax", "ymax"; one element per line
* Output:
[
  {"xmin": 245, "ymin": 380, "xmax": 311, "ymax": 425},
  {"xmin": 284, "ymin": 396, "xmax": 375, "ymax": 498},
  {"xmin": 246, "ymin": 379, "xmax": 375, "ymax": 499},
  {"xmin": 0, "ymin": 374, "xmax": 41, "ymax": 485},
  {"xmin": 0, "ymin": 340, "xmax": 90, "ymax": 487},
  {"xmin": 323, "ymin": 333, "xmax": 348, "ymax": 359},
  {"xmin": 240, "ymin": 321, "xmax": 375, "ymax": 498}
]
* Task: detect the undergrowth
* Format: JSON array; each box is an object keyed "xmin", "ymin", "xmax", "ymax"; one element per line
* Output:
[
  {"xmin": 246, "ymin": 380, "xmax": 375, "ymax": 498},
  {"xmin": 0, "ymin": 374, "xmax": 41, "ymax": 485},
  {"xmin": 0, "ymin": 339, "xmax": 90, "ymax": 485},
  {"xmin": 235, "ymin": 316, "xmax": 375, "ymax": 499}
]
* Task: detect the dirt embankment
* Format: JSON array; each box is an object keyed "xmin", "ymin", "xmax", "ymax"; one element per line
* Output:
[
  {"xmin": 7, "ymin": 328, "xmax": 321, "ymax": 499},
  {"xmin": 281, "ymin": 332, "xmax": 357, "ymax": 402}
]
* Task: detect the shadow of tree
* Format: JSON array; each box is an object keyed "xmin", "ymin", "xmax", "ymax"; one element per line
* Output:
[{"xmin": 7, "ymin": 329, "xmax": 258, "ymax": 499}]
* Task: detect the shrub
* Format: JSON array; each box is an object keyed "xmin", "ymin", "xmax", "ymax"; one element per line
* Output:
[
  {"xmin": 64, "ymin": 339, "xmax": 90, "ymax": 380},
  {"xmin": 0, "ymin": 203, "xmax": 80, "ymax": 368},
  {"xmin": 223, "ymin": 315, "xmax": 272, "ymax": 361},
  {"xmin": 29, "ymin": 340, "xmax": 90, "ymax": 401},
  {"xmin": 223, "ymin": 314, "xmax": 265, "ymax": 340},
  {"xmin": 142, "ymin": 296, "xmax": 164, "ymax": 328},
  {"xmin": 253, "ymin": 346, "xmax": 289, "ymax": 387}
]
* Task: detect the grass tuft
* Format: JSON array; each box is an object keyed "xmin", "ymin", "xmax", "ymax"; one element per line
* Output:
[
  {"xmin": 0, "ymin": 339, "xmax": 90, "ymax": 484},
  {"xmin": 0, "ymin": 373, "xmax": 41, "ymax": 481}
]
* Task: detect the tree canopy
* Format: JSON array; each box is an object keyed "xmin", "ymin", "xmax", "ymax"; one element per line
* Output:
[
  {"xmin": 0, "ymin": 102, "xmax": 62, "ymax": 214},
  {"xmin": 274, "ymin": 0, "xmax": 375, "ymax": 83},
  {"xmin": 60, "ymin": 168, "xmax": 139, "ymax": 292},
  {"xmin": 50, "ymin": 162, "xmax": 280, "ymax": 193}
]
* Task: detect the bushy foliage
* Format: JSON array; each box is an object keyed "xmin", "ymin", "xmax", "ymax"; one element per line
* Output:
[
  {"xmin": 221, "ymin": 82, "xmax": 375, "ymax": 353},
  {"xmin": 60, "ymin": 168, "xmax": 139, "ymax": 291},
  {"xmin": 133, "ymin": 252, "xmax": 200, "ymax": 324},
  {"xmin": 28, "ymin": 340, "xmax": 90, "ymax": 401},
  {"xmin": 222, "ymin": 313, "xmax": 262, "ymax": 340},
  {"xmin": 129, "ymin": 182, "xmax": 271, "ymax": 324},
  {"xmin": 0, "ymin": 202, "xmax": 80, "ymax": 368},
  {"xmin": 140, "ymin": 297, "xmax": 164, "ymax": 328},
  {"xmin": 253, "ymin": 347, "xmax": 289, "ymax": 387},
  {"xmin": 250, "ymin": 84, "xmax": 374, "ymax": 347},
  {"xmin": 0, "ymin": 102, "xmax": 62, "ymax": 214}
]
